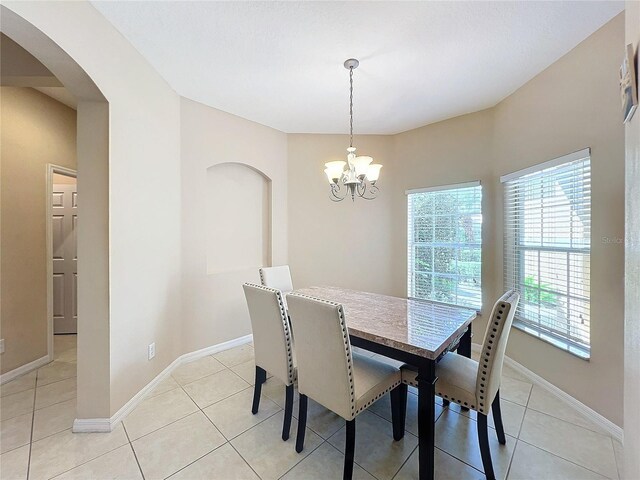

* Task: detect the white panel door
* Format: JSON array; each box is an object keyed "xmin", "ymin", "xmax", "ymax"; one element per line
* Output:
[{"xmin": 52, "ymin": 183, "xmax": 77, "ymax": 333}]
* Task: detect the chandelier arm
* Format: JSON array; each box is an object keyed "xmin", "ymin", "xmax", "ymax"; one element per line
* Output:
[
  {"xmin": 357, "ymin": 182, "xmax": 379, "ymax": 200},
  {"xmin": 329, "ymin": 183, "xmax": 347, "ymax": 202}
]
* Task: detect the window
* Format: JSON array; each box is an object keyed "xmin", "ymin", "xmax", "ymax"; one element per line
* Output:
[
  {"xmin": 501, "ymin": 149, "xmax": 591, "ymax": 358},
  {"xmin": 407, "ymin": 182, "xmax": 482, "ymax": 310}
]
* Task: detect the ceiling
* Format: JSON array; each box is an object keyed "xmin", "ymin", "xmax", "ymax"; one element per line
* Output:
[{"xmin": 92, "ymin": 1, "xmax": 623, "ymax": 134}]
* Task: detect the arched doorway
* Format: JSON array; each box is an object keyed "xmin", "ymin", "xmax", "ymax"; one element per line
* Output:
[{"xmin": 1, "ymin": 5, "xmax": 111, "ymax": 425}]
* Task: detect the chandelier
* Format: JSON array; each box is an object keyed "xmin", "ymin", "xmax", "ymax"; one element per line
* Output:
[{"xmin": 324, "ymin": 59, "xmax": 382, "ymax": 202}]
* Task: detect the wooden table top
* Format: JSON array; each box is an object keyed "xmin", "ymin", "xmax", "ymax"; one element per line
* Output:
[{"xmin": 291, "ymin": 286, "xmax": 477, "ymax": 360}]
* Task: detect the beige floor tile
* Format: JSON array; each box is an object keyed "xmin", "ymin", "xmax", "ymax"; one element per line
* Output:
[
  {"xmin": 36, "ymin": 361, "xmax": 76, "ymax": 387},
  {"xmin": 518, "ymin": 409, "xmax": 618, "ymax": 479},
  {"xmin": 501, "ymin": 364, "xmax": 531, "ymax": 383},
  {"xmin": 52, "ymin": 444, "xmax": 142, "ymax": 480},
  {"xmin": 53, "ymin": 335, "xmax": 77, "ymax": 355},
  {"xmin": 394, "ymin": 447, "xmax": 485, "ymax": 480},
  {"xmin": 182, "ymin": 369, "xmax": 250, "ymax": 409},
  {"xmin": 231, "ymin": 411, "xmax": 323, "ymax": 480},
  {"xmin": 368, "ymin": 391, "xmax": 445, "ymax": 437},
  {"xmin": 527, "ymin": 386, "xmax": 607, "ymax": 434},
  {"xmin": 213, "ymin": 344, "xmax": 255, "ymax": 368},
  {"xmin": 0, "ymin": 413, "xmax": 32, "ymax": 454},
  {"xmin": 132, "ymin": 411, "xmax": 225, "ymax": 480},
  {"xmin": 34, "ymin": 378, "xmax": 76, "ymax": 410},
  {"xmin": 28, "ymin": 425, "xmax": 128, "ymax": 480},
  {"xmin": 434, "ymin": 409, "xmax": 516, "ymax": 480},
  {"xmin": 260, "ymin": 377, "xmax": 297, "ymax": 408},
  {"xmin": 169, "ymin": 443, "xmax": 259, "ymax": 480},
  {"xmin": 0, "ymin": 372, "xmax": 36, "ymax": 398},
  {"xmin": 281, "ymin": 442, "xmax": 375, "ymax": 480},
  {"xmin": 328, "ymin": 410, "xmax": 418, "ymax": 480},
  {"xmin": 54, "ymin": 349, "xmax": 77, "ymax": 365},
  {"xmin": 203, "ymin": 387, "xmax": 281, "ymax": 440},
  {"xmin": 292, "ymin": 397, "xmax": 344, "ymax": 440},
  {"xmin": 0, "ymin": 389, "xmax": 34, "ymax": 421},
  {"xmin": 613, "ymin": 439, "xmax": 624, "ymax": 479},
  {"xmin": 171, "ymin": 356, "xmax": 226, "ymax": 386},
  {"xmin": 123, "ymin": 387, "xmax": 198, "ymax": 440},
  {"xmin": 146, "ymin": 375, "xmax": 180, "ymax": 399},
  {"xmin": 500, "ymin": 376, "xmax": 532, "ymax": 406},
  {"xmin": 32, "ymin": 398, "xmax": 76, "ymax": 442},
  {"xmin": 449, "ymin": 398, "xmax": 525, "ymax": 438},
  {"xmin": 507, "ymin": 441, "xmax": 608, "ymax": 479},
  {"xmin": 230, "ymin": 360, "xmax": 273, "ymax": 385},
  {"xmin": 0, "ymin": 444, "xmax": 30, "ymax": 480}
]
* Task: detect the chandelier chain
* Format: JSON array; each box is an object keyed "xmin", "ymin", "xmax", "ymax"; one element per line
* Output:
[{"xmin": 349, "ymin": 66, "xmax": 354, "ymax": 148}]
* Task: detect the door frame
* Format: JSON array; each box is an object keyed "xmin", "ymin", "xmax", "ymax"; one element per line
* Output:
[{"xmin": 46, "ymin": 164, "xmax": 77, "ymax": 360}]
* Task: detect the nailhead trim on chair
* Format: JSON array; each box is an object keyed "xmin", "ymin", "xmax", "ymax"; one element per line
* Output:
[
  {"xmin": 287, "ymin": 293, "xmax": 357, "ymax": 418},
  {"xmin": 245, "ymin": 283, "xmax": 296, "ymax": 385},
  {"xmin": 258, "ymin": 269, "xmax": 266, "ymax": 286}
]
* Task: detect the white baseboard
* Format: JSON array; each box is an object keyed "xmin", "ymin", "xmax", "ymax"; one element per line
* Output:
[
  {"xmin": 72, "ymin": 418, "xmax": 112, "ymax": 433},
  {"xmin": 471, "ymin": 344, "xmax": 623, "ymax": 443},
  {"xmin": 72, "ymin": 334, "xmax": 253, "ymax": 433},
  {"xmin": 0, "ymin": 354, "xmax": 51, "ymax": 385}
]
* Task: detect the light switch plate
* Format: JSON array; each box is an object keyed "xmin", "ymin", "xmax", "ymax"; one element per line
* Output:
[
  {"xmin": 148, "ymin": 342, "xmax": 155, "ymax": 360},
  {"xmin": 0, "ymin": 339, "xmax": 4, "ymax": 354}
]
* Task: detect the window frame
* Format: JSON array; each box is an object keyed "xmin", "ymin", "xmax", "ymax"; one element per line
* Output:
[
  {"xmin": 501, "ymin": 148, "xmax": 591, "ymax": 360},
  {"xmin": 406, "ymin": 181, "xmax": 483, "ymax": 312}
]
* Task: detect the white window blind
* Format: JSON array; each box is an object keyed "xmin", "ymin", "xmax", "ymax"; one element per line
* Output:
[
  {"xmin": 502, "ymin": 149, "xmax": 591, "ymax": 358},
  {"xmin": 407, "ymin": 182, "xmax": 482, "ymax": 310}
]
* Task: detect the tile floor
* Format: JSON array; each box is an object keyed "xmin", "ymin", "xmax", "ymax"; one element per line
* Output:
[{"xmin": 0, "ymin": 336, "xmax": 624, "ymax": 480}]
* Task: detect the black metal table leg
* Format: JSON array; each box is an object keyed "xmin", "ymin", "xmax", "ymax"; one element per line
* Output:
[
  {"xmin": 417, "ymin": 360, "xmax": 436, "ymax": 480},
  {"xmin": 458, "ymin": 325, "xmax": 472, "ymax": 358},
  {"xmin": 457, "ymin": 326, "xmax": 472, "ymax": 411}
]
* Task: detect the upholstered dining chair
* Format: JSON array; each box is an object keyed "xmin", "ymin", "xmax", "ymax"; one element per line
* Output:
[
  {"xmin": 259, "ymin": 265, "xmax": 294, "ymax": 294},
  {"xmin": 287, "ymin": 292, "xmax": 407, "ymax": 480},
  {"xmin": 400, "ymin": 290, "xmax": 520, "ymax": 480},
  {"xmin": 242, "ymin": 283, "xmax": 296, "ymax": 441}
]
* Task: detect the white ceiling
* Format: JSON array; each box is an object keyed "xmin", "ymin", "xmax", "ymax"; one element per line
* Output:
[{"xmin": 92, "ymin": 1, "xmax": 623, "ymax": 134}]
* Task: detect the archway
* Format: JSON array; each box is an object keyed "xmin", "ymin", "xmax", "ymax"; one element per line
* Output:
[{"xmin": 1, "ymin": 5, "xmax": 111, "ymax": 425}]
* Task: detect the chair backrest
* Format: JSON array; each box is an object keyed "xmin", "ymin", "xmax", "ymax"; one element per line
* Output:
[
  {"xmin": 259, "ymin": 265, "xmax": 294, "ymax": 294},
  {"xmin": 242, "ymin": 283, "xmax": 295, "ymax": 386},
  {"xmin": 286, "ymin": 293, "xmax": 356, "ymax": 421},
  {"xmin": 475, "ymin": 290, "xmax": 520, "ymax": 415}
]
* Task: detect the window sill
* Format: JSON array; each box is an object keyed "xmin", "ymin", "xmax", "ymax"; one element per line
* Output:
[{"xmin": 513, "ymin": 320, "xmax": 590, "ymax": 361}]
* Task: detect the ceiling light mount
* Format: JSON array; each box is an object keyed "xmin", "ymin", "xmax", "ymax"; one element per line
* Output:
[
  {"xmin": 324, "ymin": 58, "xmax": 382, "ymax": 202},
  {"xmin": 343, "ymin": 58, "xmax": 360, "ymax": 70}
]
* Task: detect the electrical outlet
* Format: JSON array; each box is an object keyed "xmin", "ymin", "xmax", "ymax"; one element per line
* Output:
[
  {"xmin": 148, "ymin": 342, "xmax": 155, "ymax": 360},
  {"xmin": 0, "ymin": 339, "xmax": 4, "ymax": 354}
]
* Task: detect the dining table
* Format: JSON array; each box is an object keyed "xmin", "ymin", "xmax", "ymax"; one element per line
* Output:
[{"xmin": 291, "ymin": 286, "xmax": 477, "ymax": 480}]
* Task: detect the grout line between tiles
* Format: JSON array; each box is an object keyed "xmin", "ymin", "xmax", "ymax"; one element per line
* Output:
[
  {"xmin": 515, "ymin": 436, "xmax": 616, "ymax": 479},
  {"xmin": 390, "ymin": 443, "xmax": 418, "ymax": 480},
  {"xmin": 524, "ymin": 403, "xmax": 611, "ymax": 437},
  {"xmin": 25, "ymin": 375, "xmax": 37, "ymax": 480},
  {"xmin": 275, "ymin": 438, "xmax": 328, "ymax": 479},
  {"xmin": 123, "ymin": 422, "xmax": 146, "ymax": 480}
]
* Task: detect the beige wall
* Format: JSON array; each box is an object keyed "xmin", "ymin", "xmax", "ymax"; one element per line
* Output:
[
  {"xmin": 288, "ymin": 14, "xmax": 625, "ymax": 425},
  {"xmin": 493, "ymin": 14, "xmax": 625, "ymax": 427},
  {"xmin": 3, "ymin": 1, "xmax": 182, "ymax": 418},
  {"xmin": 288, "ymin": 134, "xmax": 396, "ymax": 294},
  {"xmin": 624, "ymin": 0, "xmax": 640, "ymax": 477},
  {"xmin": 0, "ymin": 87, "xmax": 77, "ymax": 374},
  {"xmin": 180, "ymin": 98, "xmax": 288, "ymax": 354}
]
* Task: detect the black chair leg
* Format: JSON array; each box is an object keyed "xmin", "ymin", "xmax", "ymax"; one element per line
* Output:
[
  {"xmin": 442, "ymin": 399, "xmax": 450, "ymax": 407},
  {"xmin": 251, "ymin": 366, "xmax": 267, "ymax": 414},
  {"xmin": 390, "ymin": 384, "xmax": 407, "ymax": 440},
  {"xmin": 344, "ymin": 419, "xmax": 356, "ymax": 480},
  {"xmin": 295, "ymin": 394, "xmax": 308, "ymax": 453},
  {"xmin": 282, "ymin": 384, "xmax": 294, "ymax": 441},
  {"xmin": 477, "ymin": 413, "xmax": 496, "ymax": 480},
  {"xmin": 491, "ymin": 390, "xmax": 506, "ymax": 445}
]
